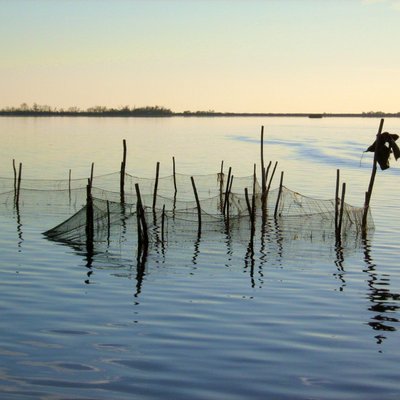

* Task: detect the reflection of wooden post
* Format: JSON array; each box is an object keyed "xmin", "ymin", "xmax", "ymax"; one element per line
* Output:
[
  {"xmin": 191, "ymin": 176, "xmax": 201, "ymax": 232},
  {"xmin": 161, "ymin": 204, "xmax": 166, "ymax": 243},
  {"xmin": 120, "ymin": 139, "xmax": 127, "ymax": 203},
  {"xmin": 152, "ymin": 162, "xmax": 160, "ymax": 211},
  {"xmin": 362, "ymin": 119, "xmax": 384, "ymax": 232},
  {"xmin": 274, "ymin": 171, "xmax": 284, "ymax": 218}
]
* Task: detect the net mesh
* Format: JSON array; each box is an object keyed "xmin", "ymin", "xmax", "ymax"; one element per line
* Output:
[{"xmin": 9, "ymin": 170, "xmax": 368, "ymax": 248}]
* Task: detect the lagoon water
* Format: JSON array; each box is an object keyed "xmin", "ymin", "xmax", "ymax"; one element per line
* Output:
[{"xmin": 0, "ymin": 116, "xmax": 399, "ymax": 399}]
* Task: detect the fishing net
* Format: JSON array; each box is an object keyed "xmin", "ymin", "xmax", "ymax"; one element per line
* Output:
[{"xmin": 30, "ymin": 171, "xmax": 372, "ymax": 248}]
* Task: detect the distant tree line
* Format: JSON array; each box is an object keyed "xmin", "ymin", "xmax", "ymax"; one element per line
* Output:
[
  {"xmin": 1, "ymin": 103, "xmax": 400, "ymax": 118},
  {"xmin": 0, "ymin": 103, "xmax": 173, "ymax": 117}
]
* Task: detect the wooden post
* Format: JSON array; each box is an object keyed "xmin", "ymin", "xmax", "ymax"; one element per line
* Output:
[
  {"xmin": 338, "ymin": 182, "xmax": 346, "ymax": 239},
  {"xmin": 335, "ymin": 169, "xmax": 340, "ymax": 234},
  {"xmin": 106, "ymin": 200, "xmax": 111, "ymax": 244},
  {"xmin": 223, "ymin": 166, "xmax": 232, "ymax": 215},
  {"xmin": 244, "ymin": 188, "xmax": 252, "ymax": 217},
  {"xmin": 172, "ymin": 156, "xmax": 177, "ymax": 195},
  {"xmin": 191, "ymin": 176, "xmax": 202, "ymax": 232},
  {"xmin": 152, "ymin": 162, "xmax": 160, "ymax": 211},
  {"xmin": 90, "ymin": 162, "xmax": 94, "ymax": 187},
  {"xmin": 226, "ymin": 175, "xmax": 234, "ymax": 224},
  {"xmin": 120, "ymin": 139, "xmax": 127, "ymax": 203},
  {"xmin": 362, "ymin": 118, "xmax": 384, "ymax": 232},
  {"xmin": 15, "ymin": 162, "xmax": 22, "ymax": 207},
  {"xmin": 274, "ymin": 171, "xmax": 284, "ymax": 218},
  {"xmin": 12, "ymin": 159, "xmax": 17, "ymax": 196},
  {"xmin": 86, "ymin": 179, "xmax": 94, "ymax": 249},
  {"xmin": 135, "ymin": 183, "xmax": 149, "ymax": 250},
  {"xmin": 266, "ymin": 161, "xmax": 278, "ymax": 195}
]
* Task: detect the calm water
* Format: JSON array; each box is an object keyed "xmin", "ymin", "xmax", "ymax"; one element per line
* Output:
[{"xmin": 0, "ymin": 117, "xmax": 399, "ymax": 399}]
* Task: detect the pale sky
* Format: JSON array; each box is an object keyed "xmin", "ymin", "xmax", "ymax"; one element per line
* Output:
[{"xmin": 1, "ymin": 0, "xmax": 400, "ymax": 113}]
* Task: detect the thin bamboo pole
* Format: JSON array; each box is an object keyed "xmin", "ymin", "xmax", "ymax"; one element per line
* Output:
[
  {"xmin": 274, "ymin": 171, "xmax": 284, "ymax": 218},
  {"xmin": 86, "ymin": 179, "xmax": 94, "ymax": 249},
  {"xmin": 338, "ymin": 182, "xmax": 346, "ymax": 238},
  {"xmin": 135, "ymin": 183, "xmax": 149, "ymax": 249},
  {"xmin": 152, "ymin": 162, "xmax": 160, "ymax": 211},
  {"xmin": 172, "ymin": 157, "xmax": 177, "ymax": 195},
  {"xmin": 90, "ymin": 162, "xmax": 94, "ymax": 187},
  {"xmin": 106, "ymin": 200, "xmax": 110, "ymax": 243},
  {"xmin": 12, "ymin": 159, "xmax": 17, "ymax": 196},
  {"xmin": 120, "ymin": 139, "xmax": 127, "ymax": 203},
  {"xmin": 191, "ymin": 176, "xmax": 202, "ymax": 232},
  {"xmin": 266, "ymin": 161, "xmax": 278, "ymax": 195},
  {"xmin": 223, "ymin": 166, "xmax": 232, "ymax": 215},
  {"xmin": 15, "ymin": 163, "xmax": 22, "ymax": 207},
  {"xmin": 362, "ymin": 118, "xmax": 384, "ymax": 232},
  {"xmin": 335, "ymin": 169, "xmax": 340, "ymax": 234}
]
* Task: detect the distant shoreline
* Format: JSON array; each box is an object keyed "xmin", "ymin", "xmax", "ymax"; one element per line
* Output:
[{"xmin": 0, "ymin": 111, "xmax": 399, "ymax": 118}]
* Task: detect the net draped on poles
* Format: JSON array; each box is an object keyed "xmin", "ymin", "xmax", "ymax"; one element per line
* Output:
[{"xmin": 0, "ymin": 169, "xmax": 373, "ymax": 248}]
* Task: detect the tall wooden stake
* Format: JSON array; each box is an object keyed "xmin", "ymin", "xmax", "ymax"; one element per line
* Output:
[
  {"xmin": 12, "ymin": 159, "xmax": 17, "ymax": 196},
  {"xmin": 86, "ymin": 179, "xmax": 94, "ymax": 251},
  {"xmin": 191, "ymin": 176, "xmax": 202, "ymax": 233},
  {"xmin": 362, "ymin": 118, "xmax": 384, "ymax": 232},
  {"xmin": 335, "ymin": 169, "xmax": 340, "ymax": 234},
  {"xmin": 152, "ymin": 162, "xmax": 160, "ymax": 211},
  {"xmin": 172, "ymin": 156, "xmax": 177, "ymax": 195},
  {"xmin": 15, "ymin": 162, "xmax": 22, "ymax": 207},
  {"xmin": 274, "ymin": 171, "xmax": 284, "ymax": 218},
  {"xmin": 337, "ymin": 182, "xmax": 346, "ymax": 239},
  {"xmin": 135, "ymin": 183, "xmax": 149, "ymax": 251},
  {"xmin": 120, "ymin": 139, "xmax": 127, "ymax": 203},
  {"xmin": 223, "ymin": 166, "xmax": 232, "ymax": 215}
]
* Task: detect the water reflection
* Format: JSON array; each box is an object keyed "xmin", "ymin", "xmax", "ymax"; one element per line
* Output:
[{"xmin": 362, "ymin": 238, "xmax": 399, "ymax": 343}]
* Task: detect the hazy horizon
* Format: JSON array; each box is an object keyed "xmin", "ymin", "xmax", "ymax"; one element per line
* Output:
[{"xmin": 2, "ymin": 0, "xmax": 400, "ymax": 114}]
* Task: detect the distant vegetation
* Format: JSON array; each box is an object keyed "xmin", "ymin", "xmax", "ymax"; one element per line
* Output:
[
  {"xmin": 1, "ymin": 103, "xmax": 400, "ymax": 118},
  {"xmin": 0, "ymin": 103, "xmax": 173, "ymax": 117}
]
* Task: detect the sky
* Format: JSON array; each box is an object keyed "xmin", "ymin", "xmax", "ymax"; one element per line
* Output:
[{"xmin": 1, "ymin": 0, "xmax": 400, "ymax": 113}]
